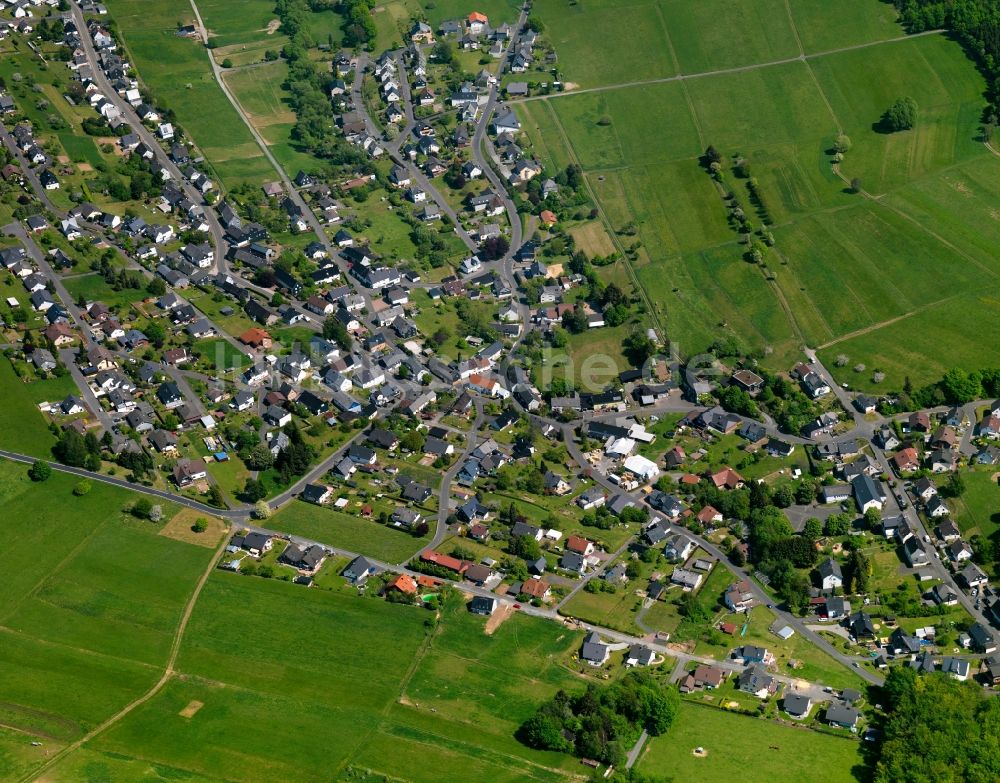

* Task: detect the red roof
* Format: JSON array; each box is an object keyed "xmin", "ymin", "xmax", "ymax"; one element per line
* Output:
[
  {"xmin": 710, "ymin": 467, "xmax": 744, "ymax": 490},
  {"xmin": 540, "ymin": 209, "xmax": 557, "ymax": 225},
  {"xmin": 566, "ymin": 535, "xmax": 591, "ymax": 554},
  {"xmin": 421, "ymin": 550, "xmax": 468, "ymax": 573},
  {"xmin": 697, "ymin": 505, "xmax": 721, "ymax": 523},
  {"xmin": 468, "ymin": 11, "xmax": 488, "ymax": 22},
  {"xmin": 520, "ymin": 577, "xmax": 549, "ymax": 598},
  {"xmin": 239, "ymin": 327, "xmax": 271, "ymax": 347},
  {"xmin": 388, "ymin": 574, "xmax": 417, "ymax": 595}
]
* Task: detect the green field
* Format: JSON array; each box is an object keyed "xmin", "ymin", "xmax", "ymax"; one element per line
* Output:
[
  {"xmin": 519, "ymin": 0, "xmax": 997, "ymax": 386},
  {"xmin": 0, "ymin": 457, "xmax": 589, "ymax": 782},
  {"xmin": 45, "ymin": 575, "xmax": 584, "ymax": 783},
  {"xmin": 420, "ymin": 0, "xmax": 521, "ymax": 28},
  {"xmin": 0, "ymin": 359, "xmax": 63, "ymax": 457},
  {"xmin": 0, "ymin": 458, "xmax": 207, "ymax": 764},
  {"xmin": 197, "ymin": 0, "xmax": 280, "ymax": 47},
  {"xmin": 222, "ymin": 61, "xmax": 329, "ymax": 175},
  {"xmin": 63, "ymin": 273, "xmax": 153, "ymax": 310},
  {"xmin": 270, "ymin": 499, "xmax": 430, "ymax": 563},
  {"xmin": 951, "ymin": 471, "xmax": 1000, "ymax": 541},
  {"xmin": 57, "ymin": 133, "xmax": 105, "ymax": 167},
  {"xmin": 639, "ymin": 702, "xmax": 864, "ymax": 782},
  {"xmin": 104, "ymin": 0, "xmax": 278, "ymax": 187}
]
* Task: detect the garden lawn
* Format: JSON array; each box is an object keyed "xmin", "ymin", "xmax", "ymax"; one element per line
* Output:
[
  {"xmin": 950, "ymin": 471, "xmax": 1000, "ymax": 541},
  {"xmin": 63, "ymin": 273, "xmax": 153, "ymax": 310}
]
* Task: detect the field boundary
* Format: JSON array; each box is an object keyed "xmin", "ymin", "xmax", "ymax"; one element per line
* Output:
[
  {"xmin": 511, "ymin": 29, "xmax": 946, "ymax": 104},
  {"xmin": 542, "ymin": 101, "xmax": 666, "ymax": 340},
  {"xmin": 20, "ymin": 530, "xmax": 232, "ymax": 783}
]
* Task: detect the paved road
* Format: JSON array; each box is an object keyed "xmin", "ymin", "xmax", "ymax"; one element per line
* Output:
[
  {"xmin": 554, "ymin": 536, "xmax": 632, "ymax": 610},
  {"xmin": 59, "ymin": 347, "xmax": 115, "ymax": 431},
  {"xmin": 5, "ymin": 222, "xmax": 96, "ymax": 342},
  {"xmin": 0, "ymin": 123, "xmax": 59, "ymax": 213},
  {"xmin": 869, "ymin": 441, "xmax": 993, "ymax": 630},
  {"xmin": 71, "ymin": 3, "xmax": 229, "ymax": 273},
  {"xmin": 625, "ymin": 729, "xmax": 648, "ymax": 769},
  {"xmin": 350, "ymin": 51, "xmax": 479, "ymax": 254},
  {"xmin": 0, "ymin": 448, "xmax": 247, "ymax": 518},
  {"xmin": 424, "ymin": 398, "xmax": 486, "ymax": 557},
  {"xmin": 472, "ymin": 7, "xmax": 527, "ymax": 282},
  {"xmin": 556, "ymin": 421, "xmax": 885, "ymax": 686}
]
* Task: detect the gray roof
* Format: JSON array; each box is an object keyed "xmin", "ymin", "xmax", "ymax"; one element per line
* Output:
[
  {"xmin": 580, "ymin": 631, "xmax": 608, "ymax": 663},
  {"xmin": 826, "ymin": 701, "xmax": 860, "ymax": 727},
  {"xmin": 783, "ymin": 692, "xmax": 811, "ymax": 715}
]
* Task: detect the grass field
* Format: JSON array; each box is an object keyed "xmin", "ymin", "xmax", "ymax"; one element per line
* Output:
[
  {"xmin": 0, "ymin": 358, "xmax": 62, "ymax": 457},
  {"xmin": 104, "ymin": 0, "xmax": 277, "ymax": 187},
  {"xmin": 270, "ymin": 499, "xmax": 430, "ymax": 563},
  {"xmin": 196, "ymin": 0, "xmax": 280, "ymax": 48},
  {"xmin": 47, "ymin": 575, "xmax": 584, "ymax": 783},
  {"xmin": 950, "ymin": 471, "xmax": 1000, "ymax": 541},
  {"xmin": 0, "ymin": 457, "xmax": 211, "ymax": 766},
  {"xmin": 638, "ymin": 702, "xmax": 865, "ymax": 782},
  {"xmin": 63, "ymin": 273, "xmax": 152, "ymax": 310},
  {"xmin": 420, "ymin": 0, "xmax": 521, "ymax": 28},
  {"xmin": 221, "ymin": 60, "xmax": 325, "ymax": 174},
  {"xmin": 519, "ymin": 0, "xmax": 997, "ymax": 386}
]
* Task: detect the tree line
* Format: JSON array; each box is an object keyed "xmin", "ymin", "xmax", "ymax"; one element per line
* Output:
[{"xmin": 895, "ymin": 0, "xmax": 1000, "ymax": 131}]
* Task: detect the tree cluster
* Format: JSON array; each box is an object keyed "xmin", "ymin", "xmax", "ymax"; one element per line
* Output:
[
  {"xmin": 881, "ymin": 96, "xmax": 918, "ymax": 132},
  {"xmin": 517, "ymin": 672, "xmax": 680, "ymax": 767},
  {"xmin": 876, "ymin": 666, "xmax": 1000, "ymax": 783}
]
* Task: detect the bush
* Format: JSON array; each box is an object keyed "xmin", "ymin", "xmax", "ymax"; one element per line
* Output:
[
  {"xmin": 72, "ymin": 480, "xmax": 91, "ymax": 496},
  {"xmin": 882, "ymin": 96, "xmax": 917, "ymax": 132},
  {"xmin": 192, "ymin": 517, "xmax": 208, "ymax": 533},
  {"xmin": 27, "ymin": 460, "xmax": 51, "ymax": 482}
]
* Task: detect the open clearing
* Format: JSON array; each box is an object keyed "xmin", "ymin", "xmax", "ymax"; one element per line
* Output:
[
  {"xmin": 0, "ymin": 457, "xmax": 206, "ymax": 759},
  {"xmin": 0, "ymin": 359, "xmax": 62, "ymax": 457},
  {"xmin": 568, "ymin": 221, "xmax": 616, "ymax": 257},
  {"xmin": 159, "ymin": 509, "xmax": 229, "ymax": 548},
  {"xmin": 0, "ymin": 457, "xmax": 585, "ymax": 783},
  {"xmin": 178, "ymin": 700, "xmax": 204, "ymax": 718},
  {"xmin": 638, "ymin": 702, "xmax": 863, "ymax": 782},
  {"xmin": 522, "ymin": 0, "xmax": 996, "ymax": 387}
]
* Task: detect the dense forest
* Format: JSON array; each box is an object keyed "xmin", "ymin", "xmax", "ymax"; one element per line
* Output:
[
  {"xmin": 895, "ymin": 0, "xmax": 1000, "ymax": 119},
  {"xmin": 875, "ymin": 667, "xmax": 1000, "ymax": 782}
]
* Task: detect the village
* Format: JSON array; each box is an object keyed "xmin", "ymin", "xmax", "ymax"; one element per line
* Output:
[{"xmin": 0, "ymin": 0, "xmax": 998, "ymax": 780}]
